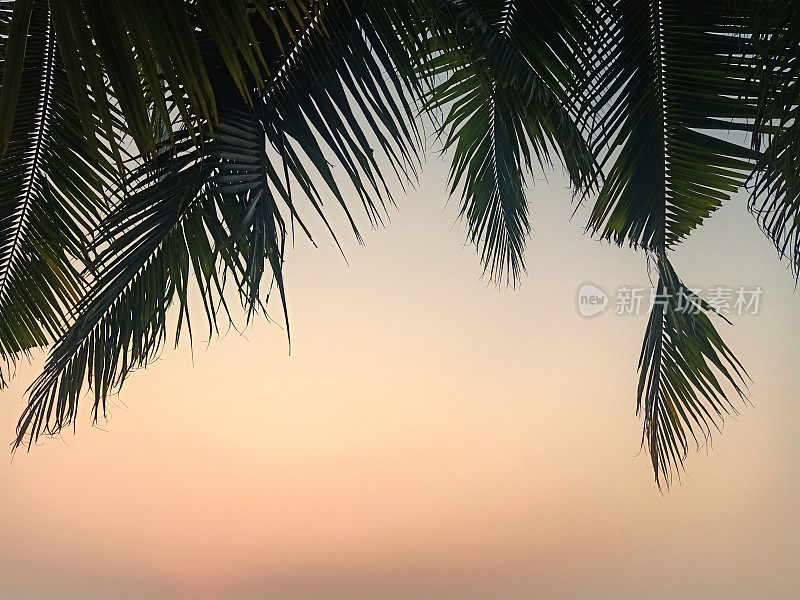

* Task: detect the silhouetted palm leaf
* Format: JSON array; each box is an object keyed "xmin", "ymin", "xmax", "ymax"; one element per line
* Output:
[
  {"xmin": 638, "ymin": 253, "xmax": 747, "ymax": 487},
  {"xmin": 1, "ymin": 0, "xmax": 798, "ymax": 489},
  {"xmin": 13, "ymin": 0, "xmax": 429, "ymax": 446},
  {"xmin": 0, "ymin": 1, "xmax": 113, "ymax": 388},
  {"xmin": 427, "ymin": 0, "xmax": 593, "ymax": 282},
  {"xmin": 581, "ymin": 0, "xmax": 764, "ymax": 485},
  {"xmin": 748, "ymin": 1, "xmax": 800, "ymax": 276},
  {"xmin": 584, "ymin": 0, "xmax": 758, "ymax": 249}
]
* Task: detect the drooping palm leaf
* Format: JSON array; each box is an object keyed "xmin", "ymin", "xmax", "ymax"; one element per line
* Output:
[
  {"xmin": 584, "ymin": 0, "xmax": 759, "ymax": 249},
  {"xmin": 14, "ymin": 0, "xmax": 430, "ymax": 447},
  {"xmin": 426, "ymin": 0, "xmax": 593, "ymax": 282},
  {"xmin": 0, "ymin": 0, "xmax": 113, "ymax": 388},
  {"xmin": 582, "ymin": 0, "xmax": 759, "ymax": 484},
  {"xmin": 747, "ymin": 1, "xmax": 800, "ymax": 276},
  {"xmin": 262, "ymin": 0, "xmax": 427, "ymax": 230},
  {"xmin": 638, "ymin": 253, "xmax": 747, "ymax": 487},
  {"xmin": 16, "ymin": 142, "xmax": 218, "ymax": 447},
  {"xmin": 0, "ymin": 0, "xmax": 321, "ymax": 396}
]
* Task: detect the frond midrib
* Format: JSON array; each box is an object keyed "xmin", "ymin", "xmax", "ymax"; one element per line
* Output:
[{"xmin": 0, "ymin": 16, "xmax": 55, "ymax": 306}]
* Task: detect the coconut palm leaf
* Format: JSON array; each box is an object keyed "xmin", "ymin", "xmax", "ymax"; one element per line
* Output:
[
  {"xmin": 748, "ymin": 1, "xmax": 800, "ymax": 276},
  {"xmin": 16, "ymin": 140, "xmax": 218, "ymax": 447},
  {"xmin": 0, "ymin": 1, "xmax": 113, "ymax": 388},
  {"xmin": 261, "ymin": 0, "xmax": 424, "ymax": 233},
  {"xmin": 584, "ymin": 0, "xmax": 759, "ymax": 249},
  {"xmin": 638, "ymin": 253, "xmax": 747, "ymax": 487},
  {"xmin": 582, "ymin": 0, "xmax": 761, "ymax": 484},
  {"xmin": 426, "ymin": 0, "xmax": 594, "ymax": 282},
  {"xmin": 13, "ymin": 0, "xmax": 429, "ymax": 447},
  {"xmin": 0, "ymin": 0, "xmax": 316, "ymax": 392}
]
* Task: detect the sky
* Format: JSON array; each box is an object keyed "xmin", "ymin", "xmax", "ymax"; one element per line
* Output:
[{"xmin": 1, "ymin": 158, "xmax": 799, "ymax": 600}]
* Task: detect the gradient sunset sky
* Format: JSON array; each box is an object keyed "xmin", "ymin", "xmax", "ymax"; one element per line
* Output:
[{"xmin": 1, "ymin": 159, "xmax": 798, "ymax": 599}]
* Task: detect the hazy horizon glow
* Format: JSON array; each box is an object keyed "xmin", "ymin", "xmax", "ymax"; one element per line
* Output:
[{"xmin": 1, "ymin": 165, "xmax": 798, "ymax": 600}]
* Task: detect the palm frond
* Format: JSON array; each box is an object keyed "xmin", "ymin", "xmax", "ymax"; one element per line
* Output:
[
  {"xmin": 14, "ymin": 0, "xmax": 428, "ymax": 446},
  {"xmin": 426, "ymin": 0, "xmax": 594, "ymax": 283},
  {"xmin": 0, "ymin": 1, "xmax": 112, "ymax": 387},
  {"xmin": 638, "ymin": 253, "xmax": 747, "ymax": 488},
  {"xmin": 262, "ymin": 0, "xmax": 425, "ymax": 234},
  {"xmin": 584, "ymin": 0, "xmax": 758, "ymax": 249},
  {"xmin": 580, "ymin": 0, "xmax": 758, "ymax": 483},
  {"xmin": 747, "ymin": 1, "xmax": 800, "ymax": 276},
  {"xmin": 14, "ymin": 132, "xmax": 224, "ymax": 448}
]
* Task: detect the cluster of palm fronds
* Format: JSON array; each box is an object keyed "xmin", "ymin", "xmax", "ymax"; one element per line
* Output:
[{"xmin": 0, "ymin": 0, "xmax": 797, "ymax": 486}]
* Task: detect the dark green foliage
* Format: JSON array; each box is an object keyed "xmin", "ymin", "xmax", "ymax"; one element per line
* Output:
[
  {"xmin": 425, "ymin": 0, "xmax": 594, "ymax": 281},
  {"xmin": 0, "ymin": 0, "xmax": 798, "ymax": 487},
  {"xmin": 638, "ymin": 253, "xmax": 747, "ymax": 487},
  {"xmin": 582, "ymin": 0, "xmax": 759, "ymax": 250},
  {"xmin": 0, "ymin": 1, "xmax": 113, "ymax": 389},
  {"xmin": 748, "ymin": 0, "xmax": 800, "ymax": 276}
]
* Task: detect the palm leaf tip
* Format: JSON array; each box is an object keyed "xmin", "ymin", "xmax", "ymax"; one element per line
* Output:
[
  {"xmin": 427, "ymin": 0, "xmax": 594, "ymax": 284},
  {"xmin": 637, "ymin": 254, "xmax": 748, "ymax": 488}
]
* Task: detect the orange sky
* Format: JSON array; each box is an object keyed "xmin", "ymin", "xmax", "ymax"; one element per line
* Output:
[{"xmin": 1, "ymin": 166, "xmax": 798, "ymax": 599}]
